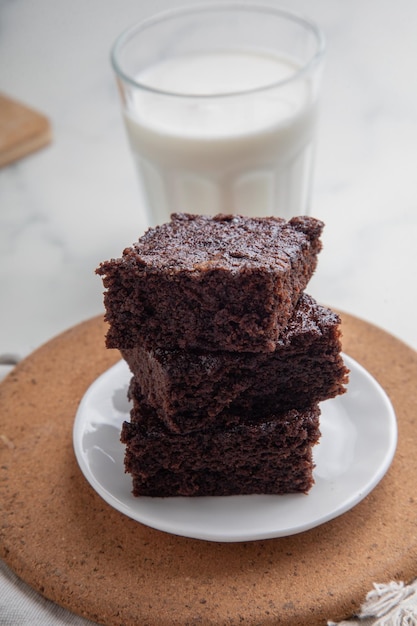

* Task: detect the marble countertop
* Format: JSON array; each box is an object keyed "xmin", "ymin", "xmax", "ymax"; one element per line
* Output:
[
  {"xmin": 1, "ymin": 0, "xmax": 417, "ymax": 623},
  {"xmin": 1, "ymin": 0, "xmax": 417, "ymax": 365}
]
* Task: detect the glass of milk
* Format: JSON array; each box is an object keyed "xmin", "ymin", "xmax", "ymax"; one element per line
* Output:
[{"xmin": 111, "ymin": 3, "xmax": 325, "ymax": 226}]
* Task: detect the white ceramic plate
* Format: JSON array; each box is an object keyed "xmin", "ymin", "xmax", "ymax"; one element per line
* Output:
[{"xmin": 73, "ymin": 354, "xmax": 397, "ymax": 542}]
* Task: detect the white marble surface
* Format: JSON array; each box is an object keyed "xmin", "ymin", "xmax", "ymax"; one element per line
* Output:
[{"xmin": 1, "ymin": 0, "xmax": 417, "ymax": 623}]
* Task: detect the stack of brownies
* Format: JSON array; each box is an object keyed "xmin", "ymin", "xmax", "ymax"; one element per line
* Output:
[{"xmin": 96, "ymin": 213, "xmax": 349, "ymax": 497}]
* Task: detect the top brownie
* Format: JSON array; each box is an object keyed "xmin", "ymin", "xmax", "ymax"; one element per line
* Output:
[{"xmin": 96, "ymin": 213, "xmax": 324, "ymax": 352}]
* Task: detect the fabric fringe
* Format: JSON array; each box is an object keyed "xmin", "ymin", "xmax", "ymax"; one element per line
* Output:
[
  {"xmin": 328, "ymin": 580, "xmax": 417, "ymax": 626},
  {"xmin": 360, "ymin": 582, "xmax": 416, "ymax": 620}
]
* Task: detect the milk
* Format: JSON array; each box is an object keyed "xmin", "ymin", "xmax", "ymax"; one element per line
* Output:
[{"xmin": 123, "ymin": 50, "xmax": 319, "ymax": 225}]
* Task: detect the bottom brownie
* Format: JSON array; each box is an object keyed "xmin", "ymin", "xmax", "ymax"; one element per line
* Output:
[{"xmin": 120, "ymin": 403, "xmax": 321, "ymax": 497}]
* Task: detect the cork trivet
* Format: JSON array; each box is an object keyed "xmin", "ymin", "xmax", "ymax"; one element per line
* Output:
[
  {"xmin": 0, "ymin": 93, "xmax": 51, "ymax": 167},
  {"xmin": 1, "ymin": 313, "xmax": 416, "ymax": 626}
]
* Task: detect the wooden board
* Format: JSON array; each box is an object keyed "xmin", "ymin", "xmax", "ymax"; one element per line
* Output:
[
  {"xmin": 0, "ymin": 94, "xmax": 51, "ymax": 167},
  {"xmin": 1, "ymin": 313, "xmax": 416, "ymax": 625}
]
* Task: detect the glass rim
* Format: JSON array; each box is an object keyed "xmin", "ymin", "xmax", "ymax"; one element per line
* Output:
[{"xmin": 110, "ymin": 2, "xmax": 326, "ymax": 99}]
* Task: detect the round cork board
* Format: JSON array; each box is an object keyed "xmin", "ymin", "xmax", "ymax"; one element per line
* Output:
[{"xmin": 1, "ymin": 313, "xmax": 416, "ymax": 626}]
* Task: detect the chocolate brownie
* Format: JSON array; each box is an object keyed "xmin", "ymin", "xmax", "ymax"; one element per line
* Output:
[
  {"xmin": 96, "ymin": 213, "xmax": 323, "ymax": 352},
  {"xmin": 122, "ymin": 294, "xmax": 349, "ymax": 433},
  {"xmin": 121, "ymin": 402, "xmax": 321, "ymax": 497}
]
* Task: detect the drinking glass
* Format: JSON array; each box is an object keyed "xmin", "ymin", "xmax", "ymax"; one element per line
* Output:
[{"xmin": 111, "ymin": 3, "xmax": 325, "ymax": 226}]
